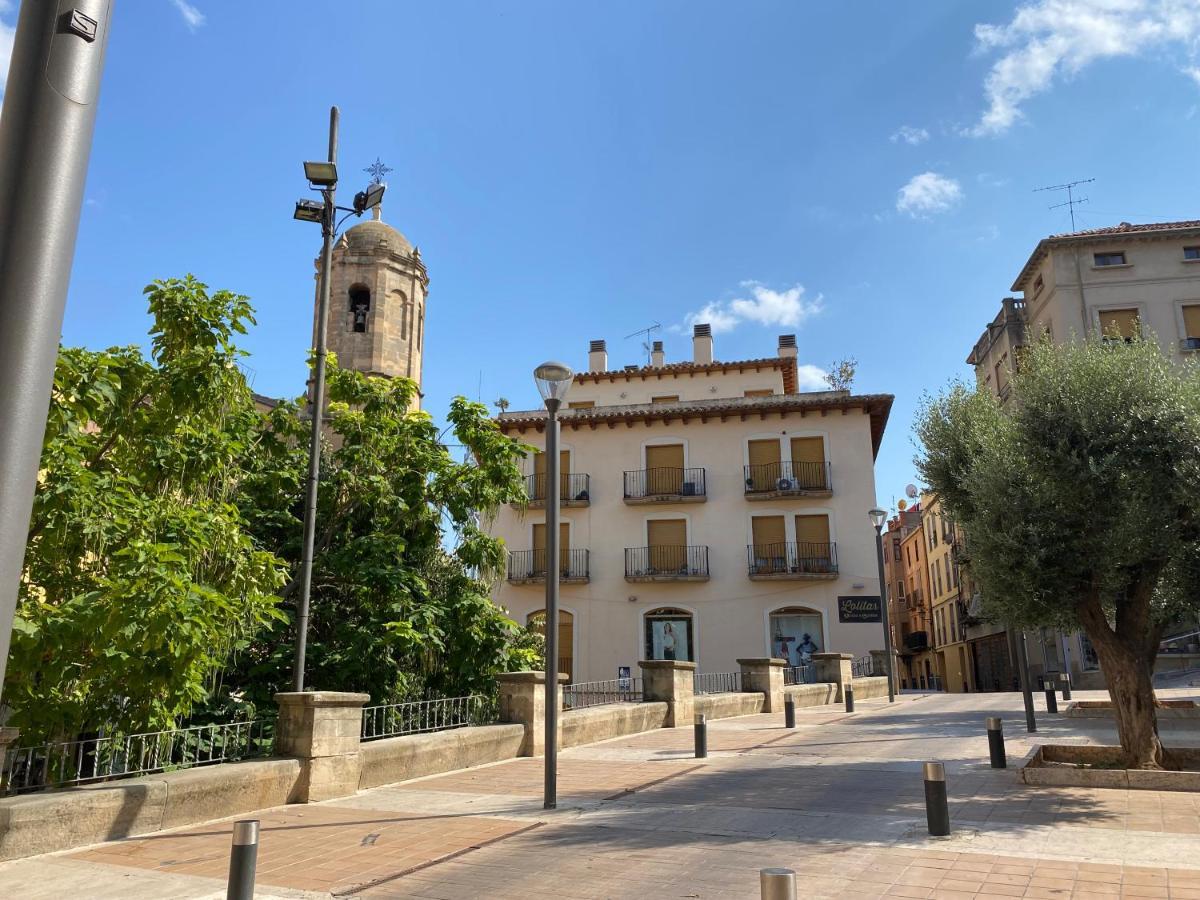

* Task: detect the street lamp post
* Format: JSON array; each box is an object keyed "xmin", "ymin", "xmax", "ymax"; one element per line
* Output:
[
  {"xmin": 290, "ymin": 108, "xmax": 386, "ymax": 692},
  {"xmin": 868, "ymin": 508, "xmax": 897, "ymax": 703},
  {"xmin": 534, "ymin": 361, "xmax": 574, "ymax": 810}
]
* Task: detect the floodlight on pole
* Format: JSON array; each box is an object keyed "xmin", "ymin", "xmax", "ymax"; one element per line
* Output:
[
  {"xmin": 353, "ymin": 183, "xmax": 385, "ymax": 215},
  {"xmin": 294, "ymin": 199, "xmax": 324, "ymax": 223},
  {"xmin": 303, "ymin": 160, "xmax": 338, "ymax": 187}
]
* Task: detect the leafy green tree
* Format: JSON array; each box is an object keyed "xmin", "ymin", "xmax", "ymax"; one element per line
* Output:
[
  {"xmin": 916, "ymin": 336, "xmax": 1200, "ymax": 768},
  {"xmin": 823, "ymin": 357, "xmax": 857, "ymax": 391},
  {"xmin": 225, "ymin": 352, "xmax": 536, "ymax": 708},
  {"xmin": 9, "ymin": 277, "xmax": 286, "ymax": 740}
]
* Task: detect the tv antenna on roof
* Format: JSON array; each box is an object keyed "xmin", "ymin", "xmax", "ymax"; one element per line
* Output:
[
  {"xmin": 1034, "ymin": 178, "xmax": 1095, "ymax": 232},
  {"xmin": 624, "ymin": 321, "xmax": 661, "ymax": 365}
]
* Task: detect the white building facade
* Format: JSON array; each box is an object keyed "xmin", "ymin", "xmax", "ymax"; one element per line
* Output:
[{"xmin": 489, "ymin": 327, "xmax": 894, "ymax": 684}]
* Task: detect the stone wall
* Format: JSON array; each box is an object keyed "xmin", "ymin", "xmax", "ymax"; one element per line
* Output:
[
  {"xmin": 358, "ymin": 724, "xmax": 524, "ymax": 790},
  {"xmin": 851, "ymin": 676, "xmax": 890, "ymax": 701},
  {"xmin": 0, "ymin": 758, "xmax": 300, "ymax": 862},
  {"xmin": 694, "ymin": 692, "xmax": 764, "ymax": 719},
  {"xmin": 784, "ymin": 683, "xmax": 837, "ymax": 707},
  {"xmin": 560, "ymin": 702, "xmax": 669, "ymax": 749}
]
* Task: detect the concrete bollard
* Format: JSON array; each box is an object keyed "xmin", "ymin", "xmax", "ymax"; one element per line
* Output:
[
  {"xmin": 923, "ymin": 762, "xmax": 950, "ymax": 836},
  {"xmin": 760, "ymin": 867, "xmax": 797, "ymax": 900},
  {"xmin": 844, "ymin": 683, "xmax": 855, "ymax": 713},
  {"xmin": 784, "ymin": 696, "xmax": 796, "ymax": 729},
  {"xmin": 1061, "ymin": 673, "xmax": 1072, "ymax": 701},
  {"xmin": 694, "ymin": 713, "xmax": 708, "ymax": 759},
  {"xmin": 226, "ymin": 820, "xmax": 259, "ymax": 900},
  {"xmin": 1044, "ymin": 686, "xmax": 1058, "ymax": 714},
  {"xmin": 986, "ymin": 717, "xmax": 1006, "ymax": 769}
]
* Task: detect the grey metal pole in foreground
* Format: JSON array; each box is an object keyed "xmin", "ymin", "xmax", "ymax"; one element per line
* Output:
[
  {"xmin": 292, "ymin": 106, "xmax": 339, "ymax": 693},
  {"xmin": 873, "ymin": 524, "xmax": 897, "ymax": 702},
  {"xmin": 543, "ymin": 398, "xmax": 562, "ymax": 809},
  {"xmin": 0, "ymin": 0, "xmax": 114, "ymax": 705},
  {"xmin": 1011, "ymin": 628, "xmax": 1037, "ymax": 733},
  {"xmin": 923, "ymin": 761, "xmax": 950, "ymax": 836},
  {"xmin": 226, "ymin": 819, "xmax": 259, "ymax": 900}
]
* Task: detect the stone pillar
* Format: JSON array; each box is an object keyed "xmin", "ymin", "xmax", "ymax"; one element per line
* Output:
[
  {"xmin": 274, "ymin": 691, "xmax": 370, "ymax": 802},
  {"xmin": 737, "ymin": 658, "xmax": 787, "ymax": 713},
  {"xmin": 0, "ymin": 726, "xmax": 19, "ymax": 778},
  {"xmin": 812, "ymin": 652, "xmax": 853, "ymax": 702},
  {"xmin": 639, "ymin": 659, "xmax": 695, "ymax": 727},
  {"xmin": 871, "ymin": 649, "xmax": 900, "ymax": 692},
  {"xmin": 496, "ymin": 671, "xmax": 566, "ymax": 757}
]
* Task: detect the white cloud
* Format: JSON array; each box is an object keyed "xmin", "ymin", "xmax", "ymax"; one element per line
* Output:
[
  {"xmin": 170, "ymin": 0, "xmax": 206, "ymax": 32},
  {"xmin": 896, "ymin": 172, "xmax": 963, "ymax": 217},
  {"xmin": 795, "ymin": 364, "xmax": 830, "ymax": 391},
  {"xmin": 680, "ymin": 281, "xmax": 824, "ymax": 335},
  {"xmin": 890, "ymin": 125, "xmax": 930, "ymax": 145},
  {"xmin": 969, "ymin": 0, "xmax": 1200, "ymax": 136}
]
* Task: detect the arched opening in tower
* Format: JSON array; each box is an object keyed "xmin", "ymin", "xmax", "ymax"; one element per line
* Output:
[{"xmin": 349, "ymin": 285, "xmax": 371, "ymax": 333}]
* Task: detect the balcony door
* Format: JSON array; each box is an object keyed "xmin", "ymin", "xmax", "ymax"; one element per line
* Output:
[
  {"xmin": 794, "ymin": 514, "xmax": 831, "ymax": 572},
  {"xmin": 789, "ymin": 436, "xmax": 826, "ymax": 489},
  {"xmin": 531, "ymin": 522, "xmax": 570, "ymax": 575},
  {"xmin": 747, "ymin": 439, "xmax": 781, "ymax": 491},
  {"xmin": 527, "ymin": 610, "xmax": 574, "ymax": 682},
  {"xmin": 532, "ymin": 450, "xmax": 571, "ymax": 501},
  {"xmin": 645, "ymin": 443, "xmax": 684, "ymax": 495},
  {"xmin": 648, "ymin": 518, "xmax": 687, "ymax": 573},
  {"xmin": 751, "ymin": 515, "xmax": 787, "ymax": 573}
]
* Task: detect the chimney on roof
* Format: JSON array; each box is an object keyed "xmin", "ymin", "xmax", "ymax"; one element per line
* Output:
[
  {"xmin": 692, "ymin": 323, "xmax": 713, "ymax": 365},
  {"xmin": 777, "ymin": 334, "xmax": 797, "ymax": 359},
  {"xmin": 588, "ymin": 339, "xmax": 607, "ymax": 373},
  {"xmin": 651, "ymin": 340, "xmax": 665, "ymax": 367}
]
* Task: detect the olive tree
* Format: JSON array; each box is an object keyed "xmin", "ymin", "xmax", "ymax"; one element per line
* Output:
[{"xmin": 916, "ymin": 336, "xmax": 1200, "ymax": 768}]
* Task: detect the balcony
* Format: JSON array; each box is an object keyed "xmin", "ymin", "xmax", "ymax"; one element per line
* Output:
[
  {"xmin": 623, "ymin": 467, "xmax": 706, "ymax": 504},
  {"xmin": 515, "ymin": 473, "xmax": 591, "ymax": 509},
  {"xmin": 625, "ymin": 545, "xmax": 710, "ymax": 582},
  {"xmin": 747, "ymin": 541, "xmax": 837, "ymax": 580},
  {"xmin": 743, "ymin": 461, "xmax": 832, "ymax": 499},
  {"xmin": 903, "ymin": 630, "xmax": 929, "ymax": 653},
  {"xmin": 507, "ymin": 549, "xmax": 590, "ymax": 584}
]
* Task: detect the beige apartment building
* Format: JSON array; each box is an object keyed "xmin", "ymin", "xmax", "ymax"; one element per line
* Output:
[{"xmin": 489, "ymin": 327, "xmax": 894, "ymax": 684}]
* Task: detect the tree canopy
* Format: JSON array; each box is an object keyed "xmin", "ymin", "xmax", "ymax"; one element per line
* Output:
[
  {"xmin": 916, "ymin": 335, "xmax": 1200, "ymax": 766},
  {"xmin": 8, "ymin": 276, "xmax": 539, "ymax": 741}
]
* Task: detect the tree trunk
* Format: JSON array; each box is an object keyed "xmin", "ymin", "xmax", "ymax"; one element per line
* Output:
[{"xmin": 1077, "ymin": 594, "xmax": 1164, "ymax": 769}]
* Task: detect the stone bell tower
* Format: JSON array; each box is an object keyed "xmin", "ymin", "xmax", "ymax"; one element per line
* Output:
[{"xmin": 313, "ymin": 205, "xmax": 429, "ymax": 406}]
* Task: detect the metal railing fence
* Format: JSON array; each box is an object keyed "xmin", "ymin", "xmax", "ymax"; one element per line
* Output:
[
  {"xmin": 361, "ymin": 694, "xmax": 497, "ymax": 742},
  {"xmin": 623, "ymin": 466, "xmax": 706, "ymax": 500},
  {"xmin": 743, "ymin": 460, "xmax": 831, "ymax": 494},
  {"xmin": 624, "ymin": 545, "xmax": 709, "ymax": 578},
  {"xmin": 507, "ymin": 548, "xmax": 590, "ymax": 581},
  {"xmin": 2, "ymin": 718, "xmax": 274, "ymax": 796},
  {"xmin": 747, "ymin": 541, "xmax": 838, "ymax": 576},
  {"xmin": 783, "ymin": 663, "xmax": 816, "ymax": 685},
  {"xmin": 522, "ymin": 472, "xmax": 591, "ymax": 504},
  {"xmin": 562, "ymin": 678, "xmax": 643, "ymax": 710},
  {"xmin": 693, "ymin": 671, "xmax": 742, "ymax": 695}
]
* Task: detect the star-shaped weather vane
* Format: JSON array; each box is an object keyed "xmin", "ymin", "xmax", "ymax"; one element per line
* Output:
[{"xmin": 364, "ymin": 157, "xmax": 393, "ymax": 186}]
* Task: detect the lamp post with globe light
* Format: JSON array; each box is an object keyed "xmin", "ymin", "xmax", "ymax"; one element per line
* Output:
[
  {"xmin": 533, "ymin": 361, "xmax": 574, "ymax": 809},
  {"xmin": 868, "ymin": 507, "xmax": 897, "ymax": 703}
]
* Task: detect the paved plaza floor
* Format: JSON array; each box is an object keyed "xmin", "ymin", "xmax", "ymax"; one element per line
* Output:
[{"xmin": 3, "ymin": 689, "xmax": 1200, "ymax": 899}]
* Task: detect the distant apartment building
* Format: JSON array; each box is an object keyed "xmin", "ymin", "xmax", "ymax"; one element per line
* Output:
[
  {"xmin": 966, "ymin": 220, "xmax": 1200, "ymax": 689},
  {"xmin": 884, "ymin": 504, "xmax": 937, "ymax": 690},
  {"xmin": 488, "ymin": 327, "xmax": 894, "ymax": 683}
]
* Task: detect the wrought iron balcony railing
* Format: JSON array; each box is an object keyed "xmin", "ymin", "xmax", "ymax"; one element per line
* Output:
[
  {"xmin": 506, "ymin": 548, "xmax": 590, "ymax": 583},
  {"xmin": 623, "ymin": 467, "xmax": 706, "ymax": 502},
  {"xmin": 518, "ymin": 472, "xmax": 591, "ymax": 508},
  {"xmin": 624, "ymin": 545, "xmax": 710, "ymax": 581},
  {"xmin": 746, "ymin": 541, "xmax": 838, "ymax": 578},
  {"xmin": 743, "ymin": 461, "xmax": 831, "ymax": 496},
  {"xmin": 903, "ymin": 630, "xmax": 929, "ymax": 652}
]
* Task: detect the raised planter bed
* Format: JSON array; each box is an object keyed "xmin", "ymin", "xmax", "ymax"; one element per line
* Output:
[
  {"xmin": 1020, "ymin": 744, "xmax": 1200, "ymax": 791},
  {"xmin": 1063, "ymin": 700, "xmax": 1200, "ymax": 724}
]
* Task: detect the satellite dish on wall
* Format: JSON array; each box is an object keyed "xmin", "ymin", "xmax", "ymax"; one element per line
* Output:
[
  {"xmin": 905, "ymin": 484, "xmax": 918, "ymax": 499},
  {"xmin": 897, "ymin": 499, "xmax": 908, "ymax": 511}
]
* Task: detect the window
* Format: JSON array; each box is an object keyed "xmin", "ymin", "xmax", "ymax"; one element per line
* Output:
[
  {"xmin": 1033, "ymin": 274, "xmax": 1044, "ymax": 294},
  {"xmin": 348, "ymin": 285, "xmax": 371, "ymax": 333},
  {"xmin": 1185, "ymin": 246, "xmax": 1200, "ymax": 261},
  {"xmin": 944, "ymin": 556, "xmax": 952, "ymax": 590},
  {"xmin": 1182, "ymin": 304, "xmax": 1200, "ymax": 342},
  {"xmin": 770, "ymin": 607, "xmax": 823, "ymax": 666},
  {"xmin": 1098, "ymin": 308, "xmax": 1139, "ymax": 342},
  {"xmin": 532, "ymin": 450, "xmax": 571, "ymax": 501},
  {"xmin": 1094, "ymin": 251, "xmax": 1127, "ymax": 267},
  {"xmin": 647, "ymin": 518, "xmax": 688, "ymax": 573},
  {"xmin": 643, "ymin": 443, "xmax": 685, "ymax": 496},
  {"xmin": 744, "ymin": 389, "xmax": 774, "ymax": 398},
  {"xmin": 994, "ymin": 353, "xmax": 1009, "ymax": 393},
  {"xmin": 644, "ymin": 608, "xmax": 693, "ymax": 662},
  {"xmin": 568, "ymin": 400, "xmax": 595, "ymax": 409},
  {"xmin": 527, "ymin": 610, "xmax": 574, "ymax": 682},
  {"xmin": 651, "ymin": 395, "xmax": 679, "ymax": 404}
]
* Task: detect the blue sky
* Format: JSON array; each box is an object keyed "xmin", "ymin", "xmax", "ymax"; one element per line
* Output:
[{"xmin": 3, "ymin": 0, "xmax": 1200, "ymax": 507}]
